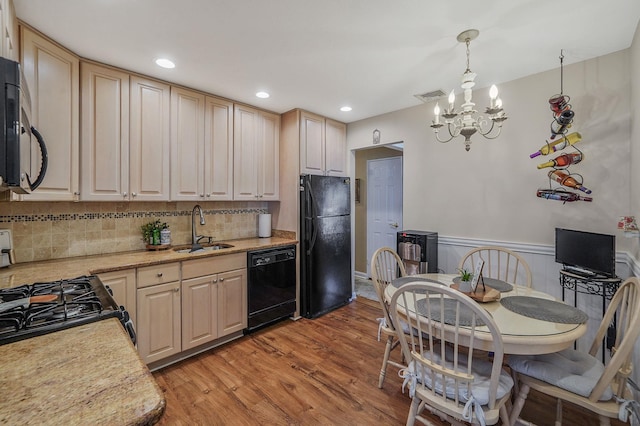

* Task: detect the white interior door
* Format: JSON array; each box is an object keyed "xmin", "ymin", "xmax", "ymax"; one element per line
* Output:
[{"xmin": 366, "ymin": 156, "xmax": 403, "ymax": 276}]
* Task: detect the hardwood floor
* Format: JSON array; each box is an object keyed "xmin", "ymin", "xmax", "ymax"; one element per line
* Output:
[{"xmin": 152, "ymin": 298, "xmax": 624, "ymax": 425}]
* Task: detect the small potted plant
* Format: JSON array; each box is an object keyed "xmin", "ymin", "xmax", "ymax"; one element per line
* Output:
[
  {"xmin": 141, "ymin": 219, "xmax": 163, "ymax": 246},
  {"xmin": 458, "ymin": 268, "xmax": 473, "ymax": 292}
]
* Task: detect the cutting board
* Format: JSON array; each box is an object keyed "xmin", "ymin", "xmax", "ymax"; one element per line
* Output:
[{"xmin": 0, "ymin": 294, "xmax": 57, "ymax": 313}]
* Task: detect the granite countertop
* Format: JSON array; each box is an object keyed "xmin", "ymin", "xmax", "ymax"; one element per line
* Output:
[
  {"xmin": 0, "ymin": 236, "xmax": 298, "ymax": 289},
  {"xmin": 0, "ymin": 318, "xmax": 165, "ymax": 425},
  {"xmin": 0, "ymin": 235, "xmax": 297, "ymax": 424}
]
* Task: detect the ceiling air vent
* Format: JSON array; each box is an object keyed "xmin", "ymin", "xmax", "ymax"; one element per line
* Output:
[{"xmin": 414, "ymin": 89, "xmax": 446, "ymax": 103}]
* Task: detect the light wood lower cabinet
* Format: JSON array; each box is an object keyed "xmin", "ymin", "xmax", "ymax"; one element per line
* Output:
[
  {"xmin": 217, "ymin": 269, "xmax": 247, "ymax": 336},
  {"xmin": 98, "ymin": 268, "xmax": 136, "ymax": 328},
  {"xmin": 181, "ymin": 274, "xmax": 217, "ymax": 350},
  {"xmin": 136, "ymin": 262, "xmax": 182, "ymax": 364},
  {"xmin": 137, "ymin": 280, "xmax": 182, "ymax": 364},
  {"xmin": 136, "ymin": 255, "xmax": 247, "ymax": 365},
  {"xmin": 181, "ymin": 254, "xmax": 247, "ymax": 350}
]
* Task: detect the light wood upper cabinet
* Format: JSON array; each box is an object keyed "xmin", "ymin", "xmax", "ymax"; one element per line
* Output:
[
  {"xmin": 170, "ymin": 86, "xmax": 205, "ymax": 200},
  {"xmin": 20, "ymin": 25, "xmax": 80, "ymax": 201},
  {"xmin": 80, "ymin": 62, "xmax": 130, "ymax": 201},
  {"xmin": 298, "ymin": 110, "xmax": 347, "ymax": 177},
  {"xmin": 233, "ymin": 104, "xmax": 279, "ymax": 200},
  {"xmin": 81, "ymin": 63, "xmax": 170, "ymax": 201},
  {"xmin": 324, "ymin": 118, "xmax": 347, "ymax": 176},
  {"xmin": 299, "ymin": 111, "xmax": 324, "ymax": 175},
  {"xmin": 204, "ymin": 96, "xmax": 234, "ymax": 200},
  {"xmin": 170, "ymin": 88, "xmax": 233, "ymax": 201},
  {"xmin": 1, "ymin": 0, "xmax": 18, "ymax": 61},
  {"xmin": 129, "ymin": 76, "xmax": 171, "ymax": 201}
]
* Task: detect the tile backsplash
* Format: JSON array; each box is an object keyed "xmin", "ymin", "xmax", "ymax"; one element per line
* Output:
[{"xmin": 0, "ymin": 201, "xmax": 268, "ymax": 263}]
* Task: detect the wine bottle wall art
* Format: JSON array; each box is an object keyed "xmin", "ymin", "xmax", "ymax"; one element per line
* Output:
[{"xmin": 533, "ymin": 51, "xmax": 592, "ymax": 203}]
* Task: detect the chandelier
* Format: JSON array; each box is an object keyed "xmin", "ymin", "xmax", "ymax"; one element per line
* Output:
[{"xmin": 431, "ymin": 29, "xmax": 507, "ymax": 151}]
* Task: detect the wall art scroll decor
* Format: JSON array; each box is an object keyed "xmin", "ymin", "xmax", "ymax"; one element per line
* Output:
[{"xmin": 532, "ymin": 50, "xmax": 591, "ymax": 203}]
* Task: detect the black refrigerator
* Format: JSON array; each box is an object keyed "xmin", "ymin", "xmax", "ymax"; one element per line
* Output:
[{"xmin": 300, "ymin": 174, "xmax": 352, "ymax": 318}]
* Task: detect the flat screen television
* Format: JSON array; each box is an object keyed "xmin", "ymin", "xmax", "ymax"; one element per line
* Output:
[{"xmin": 555, "ymin": 228, "xmax": 616, "ymax": 278}]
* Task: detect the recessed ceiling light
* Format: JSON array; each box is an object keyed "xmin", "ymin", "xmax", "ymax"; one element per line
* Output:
[
  {"xmin": 155, "ymin": 58, "xmax": 175, "ymax": 69},
  {"xmin": 256, "ymin": 91, "xmax": 270, "ymax": 99},
  {"xmin": 340, "ymin": 106, "xmax": 352, "ymax": 112}
]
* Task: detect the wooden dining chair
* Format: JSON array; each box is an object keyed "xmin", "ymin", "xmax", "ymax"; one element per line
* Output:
[
  {"xmin": 458, "ymin": 246, "xmax": 532, "ymax": 288},
  {"xmin": 370, "ymin": 246, "xmax": 408, "ymax": 389},
  {"xmin": 508, "ymin": 277, "xmax": 640, "ymax": 426},
  {"xmin": 389, "ymin": 281, "xmax": 513, "ymax": 425}
]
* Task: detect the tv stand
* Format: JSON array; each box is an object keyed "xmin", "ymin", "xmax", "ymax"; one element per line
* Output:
[
  {"xmin": 563, "ymin": 265, "xmax": 596, "ymax": 278},
  {"xmin": 559, "ymin": 270, "xmax": 621, "ymax": 362},
  {"xmin": 559, "ymin": 270, "xmax": 620, "ymax": 301}
]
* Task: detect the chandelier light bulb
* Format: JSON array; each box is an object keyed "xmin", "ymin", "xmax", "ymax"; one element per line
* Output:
[
  {"xmin": 489, "ymin": 85, "xmax": 498, "ymax": 108},
  {"xmin": 448, "ymin": 90, "xmax": 455, "ymax": 109},
  {"xmin": 489, "ymin": 84, "xmax": 498, "ymax": 100},
  {"xmin": 496, "ymin": 98, "xmax": 503, "ymax": 108},
  {"xmin": 433, "ymin": 103, "xmax": 441, "ymax": 125}
]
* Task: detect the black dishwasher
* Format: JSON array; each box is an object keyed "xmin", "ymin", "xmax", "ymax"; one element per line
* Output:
[{"xmin": 246, "ymin": 245, "xmax": 296, "ymax": 332}]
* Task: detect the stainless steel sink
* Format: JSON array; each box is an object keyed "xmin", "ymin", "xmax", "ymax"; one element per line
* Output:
[{"xmin": 174, "ymin": 243, "xmax": 234, "ymax": 254}]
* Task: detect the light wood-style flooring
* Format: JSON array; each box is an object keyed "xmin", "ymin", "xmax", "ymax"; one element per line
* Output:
[{"xmin": 152, "ymin": 298, "xmax": 624, "ymax": 425}]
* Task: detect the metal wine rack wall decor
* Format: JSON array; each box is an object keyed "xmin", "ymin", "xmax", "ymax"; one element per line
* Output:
[{"xmin": 532, "ymin": 51, "xmax": 592, "ymax": 203}]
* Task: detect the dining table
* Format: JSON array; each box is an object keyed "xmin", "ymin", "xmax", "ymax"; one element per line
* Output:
[{"xmin": 385, "ymin": 273, "xmax": 589, "ymax": 355}]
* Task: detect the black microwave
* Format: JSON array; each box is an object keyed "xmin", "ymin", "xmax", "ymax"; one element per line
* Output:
[{"xmin": 0, "ymin": 57, "xmax": 47, "ymax": 194}]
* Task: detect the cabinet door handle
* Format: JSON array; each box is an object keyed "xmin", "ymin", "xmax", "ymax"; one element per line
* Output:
[
  {"xmin": 132, "ymin": 192, "xmax": 137, "ymax": 197},
  {"xmin": 213, "ymin": 278, "xmax": 218, "ymax": 283},
  {"xmin": 122, "ymin": 192, "xmax": 127, "ymax": 198},
  {"xmin": 174, "ymin": 288, "xmax": 179, "ymax": 292},
  {"xmin": 200, "ymin": 193, "xmax": 204, "ymax": 197},
  {"xmin": 219, "ymin": 277, "xmax": 224, "ymax": 282},
  {"xmin": 157, "ymin": 272, "xmax": 163, "ymax": 277}
]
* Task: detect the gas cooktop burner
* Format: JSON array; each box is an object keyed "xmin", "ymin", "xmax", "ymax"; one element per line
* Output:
[{"xmin": 0, "ymin": 275, "xmax": 130, "ymax": 345}]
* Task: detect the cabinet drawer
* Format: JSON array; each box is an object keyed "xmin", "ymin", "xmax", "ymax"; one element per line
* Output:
[
  {"xmin": 137, "ymin": 262, "xmax": 180, "ymax": 288},
  {"xmin": 182, "ymin": 253, "xmax": 247, "ymax": 280}
]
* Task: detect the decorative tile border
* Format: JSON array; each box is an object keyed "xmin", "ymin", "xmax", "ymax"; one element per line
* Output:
[{"xmin": 0, "ymin": 208, "xmax": 268, "ymax": 224}]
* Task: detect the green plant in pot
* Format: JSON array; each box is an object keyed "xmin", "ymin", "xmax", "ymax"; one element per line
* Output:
[
  {"xmin": 458, "ymin": 268, "xmax": 473, "ymax": 292},
  {"xmin": 141, "ymin": 219, "xmax": 162, "ymax": 245}
]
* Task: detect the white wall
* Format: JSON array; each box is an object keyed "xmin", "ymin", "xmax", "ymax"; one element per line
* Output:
[{"xmin": 348, "ymin": 49, "xmax": 631, "ymax": 251}]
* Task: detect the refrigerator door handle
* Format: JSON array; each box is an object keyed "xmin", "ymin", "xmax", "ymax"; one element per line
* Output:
[{"xmin": 306, "ymin": 178, "xmax": 319, "ymax": 254}]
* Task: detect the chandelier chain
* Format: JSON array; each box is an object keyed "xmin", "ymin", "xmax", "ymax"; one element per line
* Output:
[
  {"xmin": 559, "ymin": 49, "xmax": 564, "ymax": 95},
  {"xmin": 466, "ymin": 38, "xmax": 472, "ymax": 72}
]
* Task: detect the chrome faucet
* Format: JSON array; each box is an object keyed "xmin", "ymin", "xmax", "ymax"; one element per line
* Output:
[{"xmin": 191, "ymin": 205, "xmax": 205, "ymax": 252}]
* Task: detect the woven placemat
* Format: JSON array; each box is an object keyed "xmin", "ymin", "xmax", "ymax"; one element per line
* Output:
[
  {"xmin": 452, "ymin": 276, "xmax": 513, "ymax": 293},
  {"xmin": 500, "ymin": 296, "xmax": 588, "ymax": 324},
  {"xmin": 391, "ymin": 276, "xmax": 445, "ymax": 288},
  {"xmin": 415, "ymin": 298, "xmax": 485, "ymax": 327}
]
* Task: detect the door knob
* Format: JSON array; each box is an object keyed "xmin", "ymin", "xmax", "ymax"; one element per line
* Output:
[{"xmin": 390, "ymin": 222, "xmax": 399, "ymax": 228}]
